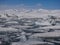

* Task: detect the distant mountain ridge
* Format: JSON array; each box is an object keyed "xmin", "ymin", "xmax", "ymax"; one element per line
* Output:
[{"xmin": 0, "ymin": 8, "xmax": 60, "ymax": 18}]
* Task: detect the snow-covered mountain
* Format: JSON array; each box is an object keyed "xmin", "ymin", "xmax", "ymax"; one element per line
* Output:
[
  {"xmin": 0, "ymin": 8, "xmax": 60, "ymax": 18},
  {"xmin": 0, "ymin": 8, "xmax": 60, "ymax": 45}
]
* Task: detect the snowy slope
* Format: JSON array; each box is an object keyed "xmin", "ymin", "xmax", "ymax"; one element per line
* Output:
[{"xmin": 0, "ymin": 8, "xmax": 60, "ymax": 18}]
